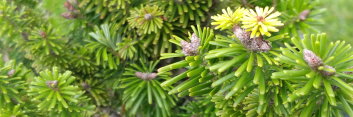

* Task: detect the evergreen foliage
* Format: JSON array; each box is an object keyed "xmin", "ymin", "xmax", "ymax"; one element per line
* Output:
[{"xmin": 0, "ymin": 0, "xmax": 352, "ymax": 116}]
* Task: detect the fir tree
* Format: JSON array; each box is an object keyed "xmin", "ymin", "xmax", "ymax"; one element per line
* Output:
[{"xmin": 0, "ymin": 0, "xmax": 352, "ymax": 117}]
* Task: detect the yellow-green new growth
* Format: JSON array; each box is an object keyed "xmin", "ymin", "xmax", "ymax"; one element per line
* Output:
[
  {"xmin": 211, "ymin": 7, "xmax": 245, "ymax": 30},
  {"xmin": 241, "ymin": 6, "xmax": 283, "ymax": 38}
]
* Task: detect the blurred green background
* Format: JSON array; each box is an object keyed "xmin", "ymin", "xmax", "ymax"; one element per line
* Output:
[{"xmin": 322, "ymin": 0, "xmax": 353, "ymax": 44}]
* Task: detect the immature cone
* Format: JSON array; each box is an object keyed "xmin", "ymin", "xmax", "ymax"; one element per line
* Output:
[
  {"xmin": 144, "ymin": 14, "xmax": 153, "ymax": 20},
  {"xmin": 233, "ymin": 25, "xmax": 271, "ymax": 52},
  {"xmin": 135, "ymin": 72, "xmax": 158, "ymax": 80},
  {"xmin": 7, "ymin": 69, "xmax": 15, "ymax": 77},
  {"xmin": 299, "ymin": 10, "xmax": 310, "ymax": 21},
  {"xmin": 62, "ymin": 0, "xmax": 79, "ymax": 19},
  {"xmin": 180, "ymin": 33, "xmax": 200, "ymax": 56},
  {"xmin": 39, "ymin": 31, "xmax": 46, "ymax": 38},
  {"xmin": 233, "ymin": 25, "xmax": 250, "ymax": 41},
  {"xmin": 64, "ymin": 0, "xmax": 77, "ymax": 11},
  {"xmin": 46, "ymin": 80, "xmax": 59, "ymax": 90},
  {"xmin": 303, "ymin": 49, "xmax": 336, "ymax": 76},
  {"xmin": 303, "ymin": 49, "xmax": 323, "ymax": 70},
  {"xmin": 61, "ymin": 12, "xmax": 77, "ymax": 19},
  {"xmin": 64, "ymin": 1, "xmax": 75, "ymax": 11}
]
